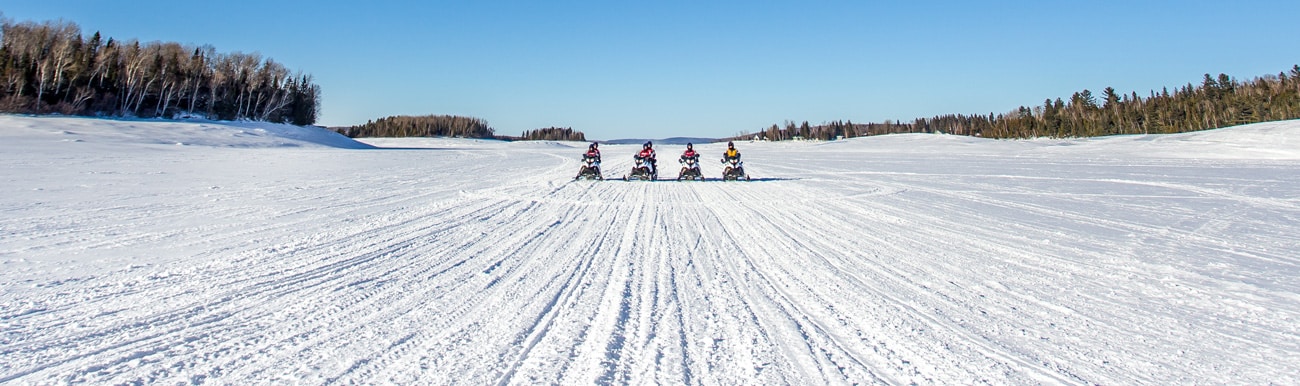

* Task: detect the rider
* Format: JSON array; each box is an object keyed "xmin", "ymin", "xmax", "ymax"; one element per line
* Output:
[
  {"xmin": 585, "ymin": 142, "xmax": 601, "ymax": 164},
  {"xmin": 678, "ymin": 143, "xmax": 700, "ymax": 178},
  {"xmin": 637, "ymin": 141, "xmax": 657, "ymax": 173},
  {"xmin": 679, "ymin": 143, "xmax": 698, "ymax": 163},
  {"xmin": 721, "ymin": 141, "xmax": 740, "ymax": 163}
]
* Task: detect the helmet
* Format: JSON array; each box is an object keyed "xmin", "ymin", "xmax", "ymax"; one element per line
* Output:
[
  {"xmin": 644, "ymin": 141, "xmax": 652, "ymax": 148},
  {"xmin": 727, "ymin": 141, "xmax": 734, "ymax": 148},
  {"xmin": 686, "ymin": 143, "xmax": 693, "ymax": 149},
  {"xmin": 590, "ymin": 142, "xmax": 598, "ymax": 149}
]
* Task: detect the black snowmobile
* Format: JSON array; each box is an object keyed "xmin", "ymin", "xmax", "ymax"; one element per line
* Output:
[
  {"xmin": 574, "ymin": 154, "xmax": 602, "ymax": 180},
  {"xmin": 677, "ymin": 154, "xmax": 703, "ymax": 181},
  {"xmin": 623, "ymin": 155, "xmax": 657, "ymax": 181},
  {"xmin": 721, "ymin": 156, "xmax": 749, "ymax": 181}
]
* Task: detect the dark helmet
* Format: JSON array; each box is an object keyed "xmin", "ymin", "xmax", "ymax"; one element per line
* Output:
[
  {"xmin": 727, "ymin": 141, "xmax": 734, "ymax": 148},
  {"xmin": 644, "ymin": 141, "xmax": 652, "ymax": 148},
  {"xmin": 590, "ymin": 142, "xmax": 598, "ymax": 149},
  {"xmin": 686, "ymin": 143, "xmax": 693, "ymax": 149}
]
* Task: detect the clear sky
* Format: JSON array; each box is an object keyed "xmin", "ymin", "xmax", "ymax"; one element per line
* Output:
[{"xmin": 5, "ymin": 1, "xmax": 1299, "ymax": 139}]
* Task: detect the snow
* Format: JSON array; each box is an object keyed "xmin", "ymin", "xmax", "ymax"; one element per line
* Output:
[
  {"xmin": 0, "ymin": 115, "xmax": 372, "ymax": 149},
  {"xmin": 2, "ymin": 114, "xmax": 1298, "ymax": 384}
]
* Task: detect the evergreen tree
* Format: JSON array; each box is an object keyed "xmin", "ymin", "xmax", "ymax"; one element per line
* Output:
[
  {"xmin": 0, "ymin": 17, "xmax": 321, "ymax": 124},
  {"xmin": 726, "ymin": 65, "xmax": 1300, "ymax": 142}
]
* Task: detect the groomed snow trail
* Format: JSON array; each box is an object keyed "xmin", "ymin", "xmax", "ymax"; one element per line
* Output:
[{"xmin": 2, "ymin": 118, "xmax": 1299, "ymax": 384}]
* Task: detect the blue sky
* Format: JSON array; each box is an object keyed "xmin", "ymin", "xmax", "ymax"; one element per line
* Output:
[{"xmin": 5, "ymin": 1, "xmax": 1299, "ymax": 139}]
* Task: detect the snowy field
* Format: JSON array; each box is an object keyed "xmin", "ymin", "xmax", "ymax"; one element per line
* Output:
[{"xmin": 2, "ymin": 115, "xmax": 1298, "ymax": 384}]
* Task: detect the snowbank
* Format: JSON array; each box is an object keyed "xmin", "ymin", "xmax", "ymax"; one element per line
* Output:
[{"xmin": 0, "ymin": 115, "xmax": 373, "ymax": 149}]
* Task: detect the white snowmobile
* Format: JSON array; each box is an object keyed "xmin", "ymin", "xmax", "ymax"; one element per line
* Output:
[
  {"xmin": 677, "ymin": 154, "xmax": 703, "ymax": 181},
  {"xmin": 721, "ymin": 156, "xmax": 749, "ymax": 181},
  {"xmin": 574, "ymin": 154, "xmax": 602, "ymax": 180},
  {"xmin": 623, "ymin": 155, "xmax": 657, "ymax": 181}
]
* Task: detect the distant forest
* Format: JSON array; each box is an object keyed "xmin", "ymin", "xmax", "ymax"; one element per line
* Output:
[
  {"xmin": 737, "ymin": 65, "xmax": 1300, "ymax": 141},
  {"xmin": 342, "ymin": 115, "xmax": 494, "ymax": 138},
  {"xmin": 342, "ymin": 115, "xmax": 586, "ymax": 141},
  {"xmin": 518, "ymin": 127, "xmax": 585, "ymax": 141},
  {"xmin": 0, "ymin": 19, "xmax": 320, "ymax": 125}
]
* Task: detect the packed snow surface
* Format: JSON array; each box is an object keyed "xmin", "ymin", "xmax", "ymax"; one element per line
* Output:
[{"xmin": 2, "ymin": 115, "xmax": 1298, "ymax": 384}]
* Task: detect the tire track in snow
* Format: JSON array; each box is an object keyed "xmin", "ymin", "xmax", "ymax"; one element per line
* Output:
[
  {"xmin": 764, "ymin": 150, "xmax": 1299, "ymax": 384},
  {"xmin": 2, "ymin": 192, "xmax": 524, "ymax": 383},
  {"xmin": 492, "ymin": 185, "xmax": 628, "ymax": 385},
  {"xmin": 1, "ymin": 146, "xmax": 568, "ymax": 383},
  {"xmin": 694, "ymin": 183, "xmax": 911, "ymax": 384},
  {"xmin": 849, "ymin": 172, "xmax": 1300, "ymax": 384},
  {"xmin": 735, "ymin": 185, "xmax": 1079, "ymax": 384}
]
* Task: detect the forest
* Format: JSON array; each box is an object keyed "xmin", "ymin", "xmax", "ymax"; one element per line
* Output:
[
  {"xmin": 738, "ymin": 66, "xmax": 1300, "ymax": 141},
  {"xmin": 343, "ymin": 115, "xmax": 587, "ymax": 142},
  {"xmin": 0, "ymin": 19, "xmax": 320, "ymax": 125},
  {"xmin": 517, "ymin": 127, "xmax": 585, "ymax": 141},
  {"xmin": 343, "ymin": 115, "xmax": 495, "ymax": 138}
]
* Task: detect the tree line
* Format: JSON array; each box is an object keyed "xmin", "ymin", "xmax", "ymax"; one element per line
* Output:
[
  {"xmin": 343, "ymin": 114, "xmax": 495, "ymax": 138},
  {"xmin": 342, "ymin": 114, "xmax": 590, "ymax": 142},
  {"xmin": 0, "ymin": 18, "xmax": 320, "ymax": 125},
  {"xmin": 518, "ymin": 127, "xmax": 585, "ymax": 141},
  {"xmin": 738, "ymin": 65, "xmax": 1300, "ymax": 141}
]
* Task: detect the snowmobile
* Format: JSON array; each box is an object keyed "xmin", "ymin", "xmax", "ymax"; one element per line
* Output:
[
  {"xmin": 677, "ymin": 155, "xmax": 703, "ymax": 181},
  {"xmin": 721, "ymin": 156, "xmax": 749, "ymax": 181},
  {"xmin": 574, "ymin": 154, "xmax": 602, "ymax": 180},
  {"xmin": 623, "ymin": 155, "xmax": 657, "ymax": 181}
]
